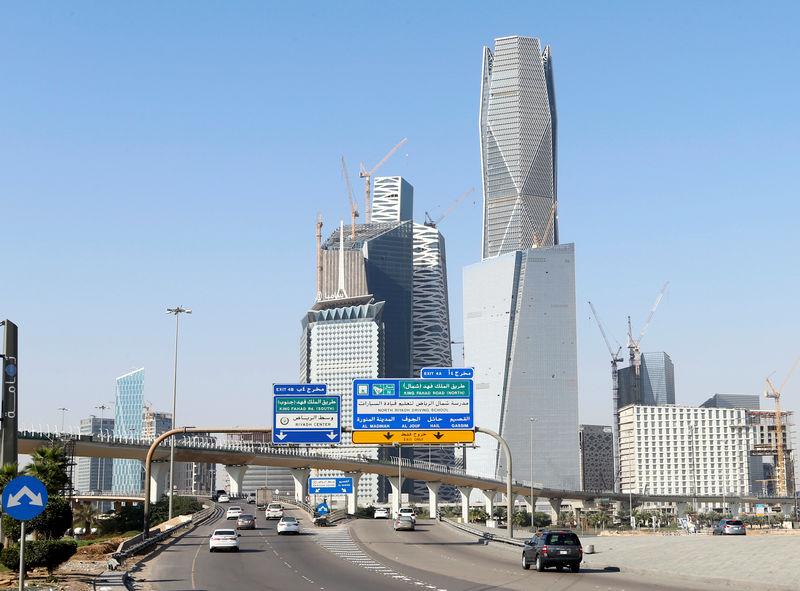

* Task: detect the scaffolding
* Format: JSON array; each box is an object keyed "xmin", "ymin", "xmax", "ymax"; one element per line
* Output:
[{"xmin": 748, "ymin": 409, "xmax": 795, "ymax": 495}]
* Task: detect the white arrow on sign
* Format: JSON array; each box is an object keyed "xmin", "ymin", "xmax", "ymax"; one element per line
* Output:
[
  {"xmin": 7, "ymin": 486, "xmax": 44, "ymax": 507},
  {"xmin": 326, "ymin": 432, "xmax": 337, "ymax": 440},
  {"xmin": 341, "ymin": 488, "xmax": 347, "ymax": 492},
  {"xmin": 274, "ymin": 432, "xmax": 287, "ymax": 440}
]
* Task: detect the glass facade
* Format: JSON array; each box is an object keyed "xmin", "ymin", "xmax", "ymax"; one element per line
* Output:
[
  {"xmin": 480, "ymin": 36, "xmax": 558, "ymax": 259},
  {"xmin": 76, "ymin": 416, "xmax": 115, "ymax": 493},
  {"xmin": 617, "ymin": 352, "xmax": 675, "ymax": 408},
  {"xmin": 112, "ymin": 368, "xmax": 145, "ymax": 492}
]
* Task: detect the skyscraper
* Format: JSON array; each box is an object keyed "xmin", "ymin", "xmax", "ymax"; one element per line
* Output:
[
  {"xmin": 617, "ymin": 352, "xmax": 675, "ymax": 408},
  {"xmin": 371, "ymin": 176, "xmax": 414, "ymax": 224},
  {"xmin": 465, "ymin": 37, "xmax": 580, "ymax": 491},
  {"xmin": 480, "ymin": 36, "xmax": 558, "ymax": 259},
  {"xmin": 76, "ymin": 415, "xmax": 114, "ymax": 493},
  {"xmin": 112, "ymin": 368, "xmax": 145, "ymax": 492}
]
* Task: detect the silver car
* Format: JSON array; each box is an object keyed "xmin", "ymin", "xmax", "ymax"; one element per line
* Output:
[
  {"xmin": 713, "ymin": 519, "xmax": 746, "ymax": 535},
  {"xmin": 393, "ymin": 515, "xmax": 415, "ymax": 531}
]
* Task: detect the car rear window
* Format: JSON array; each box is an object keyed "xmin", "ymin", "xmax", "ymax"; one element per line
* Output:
[
  {"xmin": 268, "ymin": 504, "xmax": 282, "ymax": 509},
  {"xmin": 726, "ymin": 520, "xmax": 743, "ymax": 526},
  {"xmin": 215, "ymin": 530, "xmax": 236, "ymax": 536},
  {"xmin": 546, "ymin": 533, "xmax": 580, "ymax": 545}
]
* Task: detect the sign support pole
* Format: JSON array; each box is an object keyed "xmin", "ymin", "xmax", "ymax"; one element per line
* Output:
[{"xmin": 17, "ymin": 521, "xmax": 25, "ymax": 591}]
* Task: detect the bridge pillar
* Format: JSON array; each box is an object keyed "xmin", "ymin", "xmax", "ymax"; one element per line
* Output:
[
  {"xmin": 225, "ymin": 465, "xmax": 248, "ymax": 497},
  {"xmin": 483, "ymin": 489, "xmax": 496, "ymax": 518},
  {"xmin": 150, "ymin": 461, "xmax": 169, "ymax": 503},
  {"xmin": 388, "ymin": 476, "xmax": 404, "ymax": 517},
  {"xmin": 524, "ymin": 495, "xmax": 537, "ymax": 515},
  {"xmin": 347, "ymin": 473, "xmax": 362, "ymax": 515},
  {"xmin": 426, "ymin": 482, "xmax": 441, "ymax": 519},
  {"xmin": 458, "ymin": 486, "xmax": 472, "ymax": 524},
  {"xmin": 675, "ymin": 502, "xmax": 691, "ymax": 518},
  {"xmin": 289, "ymin": 468, "xmax": 310, "ymax": 503},
  {"xmin": 549, "ymin": 498, "xmax": 563, "ymax": 523},
  {"xmin": 780, "ymin": 502, "xmax": 793, "ymax": 516},
  {"xmin": 729, "ymin": 502, "xmax": 742, "ymax": 517}
]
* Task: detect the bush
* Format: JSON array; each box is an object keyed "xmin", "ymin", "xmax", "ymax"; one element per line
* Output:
[
  {"xmin": 355, "ymin": 506, "xmax": 376, "ymax": 518},
  {"xmin": 2, "ymin": 495, "xmax": 73, "ymax": 541},
  {"xmin": 0, "ymin": 540, "xmax": 77, "ymax": 575}
]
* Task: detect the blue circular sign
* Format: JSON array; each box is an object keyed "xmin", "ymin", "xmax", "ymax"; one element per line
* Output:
[
  {"xmin": 316, "ymin": 502, "xmax": 329, "ymax": 515},
  {"xmin": 2, "ymin": 476, "xmax": 48, "ymax": 521},
  {"xmin": 4, "ymin": 364, "xmax": 16, "ymax": 377}
]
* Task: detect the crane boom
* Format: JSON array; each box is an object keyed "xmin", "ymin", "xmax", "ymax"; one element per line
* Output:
[
  {"xmin": 588, "ymin": 301, "xmax": 621, "ymax": 360},
  {"xmin": 359, "ymin": 138, "xmax": 408, "ymax": 223},
  {"xmin": 533, "ymin": 201, "xmax": 558, "ymax": 248},
  {"xmin": 425, "ymin": 187, "xmax": 475, "ymax": 227},
  {"xmin": 636, "ymin": 281, "xmax": 670, "ymax": 344},
  {"xmin": 341, "ymin": 157, "xmax": 358, "ymax": 239}
]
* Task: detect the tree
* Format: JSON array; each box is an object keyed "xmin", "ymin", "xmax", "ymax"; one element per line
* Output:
[
  {"xmin": 531, "ymin": 512, "xmax": 552, "ymax": 528},
  {"xmin": 512, "ymin": 511, "xmax": 531, "ymax": 527},
  {"xmin": 0, "ymin": 462, "xmax": 20, "ymax": 491},
  {"xmin": 25, "ymin": 445, "xmax": 69, "ymax": 495},
  {"xmin": 73, "ymin": 503, "xmax": 99, "ymax": 533}
]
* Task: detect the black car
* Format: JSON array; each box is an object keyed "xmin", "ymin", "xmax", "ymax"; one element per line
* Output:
[{"xmin": 522, "ymin": 530, "xmax": 582, "ymax": 572}]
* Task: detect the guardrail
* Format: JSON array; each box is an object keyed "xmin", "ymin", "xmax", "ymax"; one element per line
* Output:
[{"xmin": 439, "ymin": 516, "xmax": 524, "ymax": 547}]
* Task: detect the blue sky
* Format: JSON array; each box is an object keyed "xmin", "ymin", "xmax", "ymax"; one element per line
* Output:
[{"xmin": 2, "ymin": 1, "xmax": 799, "ymax": 434}]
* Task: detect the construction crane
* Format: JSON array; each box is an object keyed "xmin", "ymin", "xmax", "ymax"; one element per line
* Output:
[
  {"xmin": 532, "ymin": 201, "xmax": 558, "ymax": 248},
  {"xmin": 424, "ymin": 187, "xmax": 475, "ymax": 228},
  {"xmin": 626, "ymin": 281, "xmax": 670, "ymax": 376},
  {"xmin": 588, "ymin": 301, "xmax": 625, "ymax": 493},
  {"xmin": 359, "ymin": 138, "xmax": 408, "ymax": 223},
  {"xmin": 341, "ymin": 157, "xmax": 358, "ymax": 239},
  {"xmin": 764, "ymin": 354, "xmax": 800, "ymax": 497}
]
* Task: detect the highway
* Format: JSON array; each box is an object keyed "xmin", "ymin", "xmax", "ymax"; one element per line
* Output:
[{"xmin": 136, "ymin": 506, "xmax": 736, "ymax": 591}]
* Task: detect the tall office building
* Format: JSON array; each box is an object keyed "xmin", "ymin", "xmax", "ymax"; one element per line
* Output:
[
  {"xmin": 76, "ymin": 416, "xmax": 115, "ymax": 493},
  {"xmin": 617, "ymin": 352, "xmax": 675, "ymax": 408},
  {"xmin": 480, "ymin": 36, "xmax": 558, "ymax": 259},
  {"xmin": 463, "ymin": 245, "xmax": 580, "ymax": 490},
  {"xmin": 579, "ymin": 425, "xmax": 614, "ymax": 492},
  {"xmin": 371, "ymin": 176, "xmax": 414, "ymax": 223},
  {"xmin": 112, "ymin": 368, "xmax": 145, "ymax": 492}
]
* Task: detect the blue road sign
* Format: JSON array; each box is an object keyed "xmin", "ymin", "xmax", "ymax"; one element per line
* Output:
[
  {"xmin": 272, "ymin": 391, "xmax": 340, "ymax": 445},
  {"xmin": 353, "ymin": 379, "xmax": 473, "ymax": 431},
  {"xmin": 316, "ymin": 502, "xmax": 330, "ymax": 515},
  {"xmin": 309, "ymin": 477, "xmax": 354, "ymax": 495},
  {"xmin": 2, "ymin": 476, "xmax": 48, "ymax": 521},
  {"xmin": 419, "ymin": 367, "xmax": 474, "ymax": 379}
]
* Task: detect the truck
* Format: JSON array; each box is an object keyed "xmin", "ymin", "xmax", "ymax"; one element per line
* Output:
[{"xmin": 256, "ymin": 487, "xmax": 272, "ymax": 509}]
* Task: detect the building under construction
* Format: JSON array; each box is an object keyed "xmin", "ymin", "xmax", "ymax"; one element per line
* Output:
[{"xmin": 748, "ymin": 409, "xmax": 795, "ymax": 496}]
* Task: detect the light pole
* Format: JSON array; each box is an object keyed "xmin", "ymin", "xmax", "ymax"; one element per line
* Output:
[
  {"xmin": 166, "ymin": 305, "xmax": 191, "ymax": 520},
  {"xmin": 529, "ymin": 417, "xmax": 536, "ymax": 521},
  {"xmin": 57, "ymin": 407, "xmax": 69, "ymax": 432}
]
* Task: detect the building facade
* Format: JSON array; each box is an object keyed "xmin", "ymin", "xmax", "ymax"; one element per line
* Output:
[
  {"xmin": 371, "ymin": 176, "xmax": 414, "ymax": 224},
  {"xmin": 701, "ymin": 394, "xmax": 760, "ymax": 411},
  {"xmin": 463, "ymin": 244, "xmax": 580, "ymax": 490},
  {"xmin": 480, "ymin": 36, "xmax": 558, "ymax": 259},
  {"xmin": 579, "ymin": 425, "xmax": 614, "ymax": 492},
  {"xmin": 76, "ymin": 416, "xmax": 115, "ymax": 493},
  {"xmin": 112, "ymin": 368, "xmax": 145, "ymax": 492},
  {"xmin": 617, "ymin": 352, "xmax": 675, "ymax": 408},
  {"xmin": 618, "ymin": 404, "xmax": 751, "ymax": 496}
]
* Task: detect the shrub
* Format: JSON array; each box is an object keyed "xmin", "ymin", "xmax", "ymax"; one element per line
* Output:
[{"xmin": 0, "ymin": 540, "xmax": 77, "ymax": 575}]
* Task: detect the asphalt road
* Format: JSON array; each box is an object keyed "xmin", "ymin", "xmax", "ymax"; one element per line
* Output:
[{"xmin": 136, "ymin": 507, "xmax": 736, "ymax": 591}]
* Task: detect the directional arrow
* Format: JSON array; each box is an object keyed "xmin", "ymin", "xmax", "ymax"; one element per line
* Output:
[
  {"xmin": 7, "ymin": 486, "xmax": 44, "ymax": 507},
  {"xmin": 433, "ymin": 432, "xmax": 444, "ymax": 440},
  {"xmin": 274, "ymin": 432, "xmax": 287, "ymax": 440},
  {"xmin": 326, "ymin": 432, "xmax": 337, "ymax": 440},
  {"xmin": 341, "ymin": 488, "xmax": 347, "ymax": 492},
  {"xmin": 383, "ymin": 432, "xmax": 394, "ymax": 440}
]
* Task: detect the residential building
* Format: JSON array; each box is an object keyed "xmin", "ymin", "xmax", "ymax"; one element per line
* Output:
[
  {"xmin": 463, "ymin": 244, "xmax": 580, "ymax": 490},
  {"xmin": 618, "ymin": 404, "xmax": 751, "ymax": 497},
  {"xmin": 579, "ymin": 425, "xmax": 614, "ymax": 492},
  {"xmin": 76, "ymin": 415, "xmax": 114, "ymax": 493},
  {"xmin": 112, "ymin": 368, "xmax": 145, "ymax": 492},
  {"xmin": 480, "ymin": 36, "xmax": 558, "ymax": 259}
]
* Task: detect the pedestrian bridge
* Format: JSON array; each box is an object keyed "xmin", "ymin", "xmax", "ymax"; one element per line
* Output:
[{"xmin": 19, "ymin": 429, "xmax": 796, "ymax": 523}]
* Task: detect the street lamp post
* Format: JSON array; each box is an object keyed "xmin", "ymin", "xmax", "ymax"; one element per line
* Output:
[
  {"xmin": 166, "ymin": 305, "xmax": 192, "ymax": 520},
  {"xmin": 57, "ymin": 407, "xmax": 69, "ymax": 432}
]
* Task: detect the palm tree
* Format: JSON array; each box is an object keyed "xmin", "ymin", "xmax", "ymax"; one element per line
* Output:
[
  {"xmin": 0, "ymin": 462, "xmax": 20, "ymax": 490},
  {"xmin": 25, "ymin": 445, "xmax": 70, "ymax": 495},
  {"xmin": 73, "ymin": 503, "xmax": 98, "ymax": 535}
]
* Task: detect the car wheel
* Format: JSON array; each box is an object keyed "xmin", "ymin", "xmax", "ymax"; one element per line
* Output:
[
  {"xmin": 570, "ymin": 562, "xmax": 580, "ymax": 573},
  {"xmin": 522, "ymin": 553, "xmax": 530, "ymax": 570},
  {"xmin": 536, "ymin": 554, "xmax": 545, "ymax": 572},
  {"xmin": 209, "ymin": 547, "xmax": 214, "ymax": 552}
]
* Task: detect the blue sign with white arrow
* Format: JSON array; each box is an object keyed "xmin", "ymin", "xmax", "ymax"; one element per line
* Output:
[
  {"xmin": 309, "ymin": 477, "xmax": 354, "ymax": 495},
  {"xmin": 2, "ymin": 476, "xmax": 48, "ymax": 521},
  {"xmin": 272, "ymin": 387, "xmax": 340, "ymax": 445},
  {"xmin": 315, "ymin": 502, "xmax": 330, "ymax": 515}
]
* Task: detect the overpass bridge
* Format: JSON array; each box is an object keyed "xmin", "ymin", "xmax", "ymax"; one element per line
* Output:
[{"xmin": 19, "ymin": 429, "xmax": 797, "ymax": 523}]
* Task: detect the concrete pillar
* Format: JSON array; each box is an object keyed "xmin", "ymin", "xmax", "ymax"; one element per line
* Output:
[
  {"xmin": 150, "ymin": 461, "xmax": 169, "ymax": 504},
  {"xmin": 676, "ymin": 502, "xmax": 691, "ymax": 518},
  {"xmin": 387, "ymin": 476, "xmax": 404, "ymax": 516},
  {"xmin": 458, "ymin": 486, "xmax": 472, "ymax": 524},
  {"xmin": 524, "ymin": 495, "xmax": 537, "ymax": 515},
  {"xmin": 483, "ymin": 490, "xmax": 496, "ymax": 518},
  {"xmin": 549, "ymin": 498, "xmax": 563, "ymax": 523},
  {"xmin": 780, "ymin": 503, "xmax": 793, "ymax": 516},
  {"xmin": 290, "ymin": 468, "xmax": 310, "ymax": 503},
  {"xmin": 426, "ymin": 482, "xmax": 441, "ymax": 519},
  {"xmin": 346, "ymin": 473, "xmax": 362, "ymax": 515},
  {"xmin": 729, "ymin": 502, "xmax": 742, "ymax": 517},
  {"xmin": 225, "ymin": 465, "xmax": 248, "ymax": 497}
]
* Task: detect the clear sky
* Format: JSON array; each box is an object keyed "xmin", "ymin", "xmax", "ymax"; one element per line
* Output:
[{"xmin": 2, "ymin": 1, "xmax": 799, "ymax": 436}]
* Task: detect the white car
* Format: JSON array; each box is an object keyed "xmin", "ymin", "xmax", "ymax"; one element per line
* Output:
[
  {"xmin": 217, "ymin": 494, "xmax": 230, "ymax": 503},
  {"xmin": 374, "ymin": 508, "xmax": 390, "ymax": 519},
  {"xmin": 265, "ymin": 503, "xmax": 284, "ymax": 520},
  {"xmin": 276, "ymin": 516, "xmax": 300, "ymax": 535},
  {"xmin": 226, "ymin": 506, "xmax": 243, "ymax": 520},
  {"xmin": 397, "ymin": 507, "xmax": 416, "ymax": 523},
  {"xmin": 209, "ymin": 529, "xmax": 239, "ymax": 552}
]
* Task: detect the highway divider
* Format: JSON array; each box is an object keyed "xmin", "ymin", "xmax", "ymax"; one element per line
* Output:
[{"xmin": 439, "ymin": 516, "xmax": 525, "ymax": 547}]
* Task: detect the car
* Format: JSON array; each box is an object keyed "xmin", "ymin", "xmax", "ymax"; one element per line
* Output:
[
  {"xmin": 265, "ymin": 503, "xmax": 284, "ymax": 520},
  {"xmin": 209, "ymin": 529, "xmax": 239, "ymax": 552},
  {"xmin": 393, "ymin": 515, "xmax": 415, "ymax": 531},
  {"xmin": 247, "ymin": 492, "xmax": 257, "ymax": 504},
  {"xmin": 713, "ymin": 519, "xmax": 746, "ymax": 535},
  {"xmin": 277, "ymin": 516, "xmax": 300, "ymax": 535},
  {"xmin": 522, "ymin": 530, "xmax": 582, "ymax": 573},
  {"xmin": 237, "ymin": 514, "xmax": 256, "ymax": 529},
  {"xmin": 374, "ymin": 507, "xmax": 390, "ymax": 519},
  {"xmin": 397, "ymin": 507, "xmax": 416, "ymax": 523},
  {"xmin": 217, "ymin": 494, "xmax": 230, "ymax": 504},
  {"xmin": 226, "ymin": 506, "xmax": 243, "ymax": 520}
]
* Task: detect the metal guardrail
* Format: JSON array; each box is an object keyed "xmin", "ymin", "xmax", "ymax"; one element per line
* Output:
[{"xmin": 439, "ymin": 516, "xmax": 524, "ymax": 547}]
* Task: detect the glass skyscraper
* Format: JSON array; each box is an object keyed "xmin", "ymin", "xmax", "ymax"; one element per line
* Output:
[
  {"xmin": 76, "ymin": 416, "xmax": 115, "ymax": 493},
  {"xmin": 617, "ymin": 352, "xmax": 675, "ymax": 408},
  {"xmin": 480, "ymin": 36, "xmax": 558, "ymax": 259},
  {"xmin": 112, "ymin": 368, "xmax": 145, "ymax": 492}
]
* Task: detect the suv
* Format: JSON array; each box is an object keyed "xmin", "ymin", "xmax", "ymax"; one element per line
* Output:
[
  {"xmin": 522, "ymin": 530, "xmax": 582, "ymax": 573},
  {"xmin": 397, "ymin": 507, "xmax": 416, "ymax": 523},
  {"xmin": 713, "ymin": 519, "xmax": 746, "ymax": 535},
  {"xmin": 265, "ymin": 503, "xmax": 284, "ymax": 520}
]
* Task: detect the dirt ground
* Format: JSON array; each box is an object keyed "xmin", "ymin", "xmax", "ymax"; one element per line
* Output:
[{"xmin": 0, "ymin": 538, "xmax": 127, "ymax": 590}]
